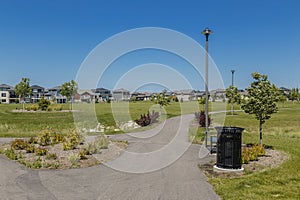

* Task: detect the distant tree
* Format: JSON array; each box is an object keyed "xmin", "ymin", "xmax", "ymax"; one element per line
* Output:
[
  {"xmin": 242, "ymin": 72, "xmax": 280, "ymax": 145},
  {"xmin": 155, "ymin": 90, "xmax": 170, "ymax": 108},
  {"xmin": 279, "ymin": 94, "xmax": 287, "ymax": 107},
  {"xmin": 15, "ymin": 78, "xmax": 32, "ymax": 110},
  {"xmin": 61, "ymin": 80, "xmax": 78, "ymax": 102},
  {"xmin": 225, "ymin": 85, "xmax": 241, "ymax": 115},
  {"xmin": 288, "ymin": 88, "xmax": 299, "ymax": 104},
  {"xmin": 198, "ymin": 96, "xmax": 206, "ymax": 110}
]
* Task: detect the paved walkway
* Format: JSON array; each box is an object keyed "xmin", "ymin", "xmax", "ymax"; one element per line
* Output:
[{"xmin": 0, "ymin": 115, "xmax": 220, "ymax": 200}]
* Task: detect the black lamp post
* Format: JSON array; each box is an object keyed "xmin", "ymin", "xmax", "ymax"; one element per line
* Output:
[
  {"xmin": 231, "ymin": 69, "xmax": 235, "ymax": 86},
  {"xmin": 201, "ymin": 28, "xmax": 212, "ymax": 147}
]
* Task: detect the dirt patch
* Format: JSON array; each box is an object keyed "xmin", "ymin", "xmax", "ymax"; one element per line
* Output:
[{"xmin": 200, "ymin": 149, "xmax": 288, "ymax": 178}]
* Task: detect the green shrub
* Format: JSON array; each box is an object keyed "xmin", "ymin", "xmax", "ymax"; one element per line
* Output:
[
  {"xmin": 38, "ymin": 97, "xmax": 50, "ymax": 111},
  {"xmin": 28, "ymin": 137, "xmax": 38, "ymax": 144},
  {"xmin": 25, "ymin": 104, "xmax": 39, "ymax": 111},
  {"xmin": 53, "ymin": 105, "xmax": 62, "ymax": 111},
  {"xmin": 242, "ymin": 144, "xmax": 266, "ymax": 164},
  {"xmin": 25, "ymin": 144, "xmax": 35, "ymax": 153},
  {"xmin": 94, "ymin": 134, "xmax": 108, "ymax": 149},
  {"xmin": 52, "ymin": 133, "xmax": 65, "ymax": 144},
  {"xmin": 63, "ymin": 129, "xmax": 85, "ymax": 151},
  {"xmin": 10, "ymin": 139, "xmax": 30, "ymax": 150},
  {"xmin": 37, "ymin": 130, "xmax": 52, "ymax": 146},
  {"xmin": 84, "ymin": 143, "xmax": 97, "ymax": 155},
  {"xmin": 79, "ymin": 149, "xmax": 88, "ymax": 159},
  {"xmin": 35, "ymin": 147, "xmax": 47, "ymax": 156},
  {"xmin": 5, "ymin": 148, "xmax": 17, "ymax": 160},
  {"xmin": 30, "ymin": 157, "xmax": 43, "ymax": 169},
  {"xmin": 68, "ymin": 153, "xmax": 80, "ymax": 167}
]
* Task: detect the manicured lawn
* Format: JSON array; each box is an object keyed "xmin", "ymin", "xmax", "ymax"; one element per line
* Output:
[{"xmin": 208, "ymin": 102, "xmax": 300, "ymax": 200}]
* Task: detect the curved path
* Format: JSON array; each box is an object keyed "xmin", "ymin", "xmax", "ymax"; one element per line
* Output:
[{"xmin": 0, "ymin": 115, "xmax": 220, "ymax": 200}]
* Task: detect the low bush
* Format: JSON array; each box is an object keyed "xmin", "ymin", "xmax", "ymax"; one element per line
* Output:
[
  {"xmin": 52, "ymin": 105, "xmax": 62, "ymax": 111},
  {"xmin": 38, "ymin": 97, "xmax": 50, "ymax": 111},
  {"xmin": 25, "ymin": 104, "xmax": 39, "ymax": 111},
  {"xmin": 242, "ymin": 144, "xmax": 266, "ymax": 164},
  {"xmin": 25, "ymin": 144, "xmax": 35, "ymax": 153},
  {"xmin": 68, "ymin": 153, "xmax": 80, "ymax": 167},
  {"xmin": 5, "ymin": 148, "xmax": 17, "ymax": 160},
  {"xmin": 52, "ymin": 133, "xmax": 66, "ymax": 144},
  {"xmin": 10, "ymin": 139, "xmax": 30, "ymax": 150},
  {"xmin": 135, "ymin": 110, "xmax": 159, "ymax": 127},
  {"xmin": 195, "ymin": 111, "xmax": 211, "ymax": 127},
  {"xmin": 35, "ymin": 147, "xmax": 47, "ymax": 156},
  {"xmin": 63, "ymin": 129, "xmax": 85, "ymax": 151},
  {"xmin": 37, "ymin": 130, "xmax": 52, "ymax": 146}
]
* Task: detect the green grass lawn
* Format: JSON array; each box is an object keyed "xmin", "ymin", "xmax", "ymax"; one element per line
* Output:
[{"xmin": 207, "ymin": 102, "xmax": 300, "ymax": 200}]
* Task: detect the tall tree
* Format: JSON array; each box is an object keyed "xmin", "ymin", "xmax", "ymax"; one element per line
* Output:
[
  {"xmin": 61, "ymin": 80, "xmax": 78, "ymax": 103},
  {"xmin": 15, "ymin": 78, "xmax": 32, "ymax": 109},
  {"xmin": 198, "ymin": 96, "xmax": 206, "ymax": 110},
  {"xmin": 241, "ymin": 72, "xmax": 280, "ymax": 145},
  {"xmin": 225, "ymin": 85, "xmax": 241, "ymax": 115}
]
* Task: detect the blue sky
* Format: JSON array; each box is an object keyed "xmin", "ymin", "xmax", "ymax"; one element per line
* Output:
[{"xmin": 0, "ymin": 0, "xmax": 299, "ymax": 91}]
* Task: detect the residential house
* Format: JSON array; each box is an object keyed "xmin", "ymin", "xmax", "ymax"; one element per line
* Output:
[
  {"xmin": 30, "ymin": 85, "xmax": 45, "ymax": 103},
  {"xmin": 74, "ymin": 90, "xmax": 95, "ymax": 103},
  {"xmin": 0, "ymin": 84, "xmax": 11, "ymax": 104},
  {"xmin": 112, "ymin": 88, "xmax": 130, "ymax": 101},
  {"xmin": 174, "ymin": 89, "xmax": 196, "ymax": 101},
  {"xmin": 93, "ymin": 88, "xmax": 111, "ymax": 101},
  {"xmin": 44, "ymin": 86, "xmax": 67, "ymax": 103}
]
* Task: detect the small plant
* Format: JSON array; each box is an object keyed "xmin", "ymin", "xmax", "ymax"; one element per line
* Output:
[
  {"xmin": 53, "ymin": 105, "xmax": 62, "ymax": 111},
  {"xmin": 10, "ymin": 139, "xmax": 30, "ymax": 150},
  {"xmin": 68, "ymin": 153, "xmax": 80, "ymax": 168},
  {"xmin": 135, "ymin": 110, "xmax": 159, "ymax": 127},
  {"xmin": 37, "ymin": 130, "xmax": 52, "ymax": 146},
  {"xmin": 35, "ymin": 147, "xmax": 47, "ymax": 156},
  {"xmin": 38, "ymin": 97, "xmax": 51, "ymax": 111},
  {"xmin": 28, "ymin": 137, "xmax": 38, "ymax": 144},
  {"xmin": 94, "ymin": 134, "xmax": 109, "ymax": 149},
  {"xmin": 52, "ymin": 133, "xmax": 65, "ymax": 144},
  {"xmin": 79, "ymin": 149, "xmax": 88, "ymax": 159},
  {"xmin": 46, "ymin": 152, "xmax": 57, "ymax": 160},
  {"xmin": 25, "ymin": 144, "xmax": 35, "ymax": 153},
  {"xmin": 195, "ymin": 111, "xmax": 211, "ymax": 127},
  {"xmin": 242, "ymin": 144, "xmax": 266, "ymax": 164},
  {"xmin": 31, "ymin": 157, "xmax": 43, "ymax": 169},
  {"xmin": 85, "ymin": 143, "xmax": 97, "ymax": 155},
  {"xmin": 5, "ymin": 148, "xmax": 17, "ymax": 160},
  {"xmin": 63, "ymin": 129, "xmax": 85, "ymax": 150},
  {"xmin": 26, "ymin": 104, "xmax": 39, "ymax": 111}
]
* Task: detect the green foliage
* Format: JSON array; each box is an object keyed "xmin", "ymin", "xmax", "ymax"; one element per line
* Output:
[
  {"xmin": 52, "ymin": 132, "xmax": 65, "ymax": 144},
  {"xmin": 288, "ymin": 88, "xmax": 299, "ymax": 103},
  {"xmin": 38, "ymin": 97, "xmax": 50, "ymax": 111},
  {"xmin": 94, "ymin": 134, "xmax": 109, "ymax": 149},
  {"xmin": 242, "ymin": 72, "xmax": 280, "ymax": 144},
  {"xmin": 14, "ymin": 77, "xmax": 32, "ymax": 102},
  {"xmin": 5, "ymin": 148, "xmax": 17, "ymax": 160},
  {"xmin": 63, "ymin": 129, "xmax": 85, "ymax": 150},
  {"xmin": 25, "ymin": 144, "xmax": 35, "ymax": 153},
  {"xmin": 30, "ymin": 157, "xmax": 43, "ymax": 169},
  {"xmin": 37, "ymin": 130, "xmax": 52, "ymax": 146},
  {"xmin": 242, "ymin": 144, "xmax": 266, "ymax": 164},
  {"xmin": 79, "ymin": 149, "xmax": 88, "ymax": 159},
  {"xmin": 52, "ymin": 105, "xmax": 62, "ymax": 111},
  {"xmin": 154, "ymin": 90, "xmax": 170, "ymax": 108},
  {"xmin": 46, "ymin": 152, "xmax": 57, "ymax": 160},
  {"xmin": 225, "ymin": 85, "xmax": 241, "ymax": 104},
  {"xmin": 28, "ymin": 136, "xmax": 38, "ymax": 144},
  {"xmin": 10, "ymin": 139, "xmax": 30, "ymax": 150},
  {"xmin": 68, "ymin": 153, "xmax": 80, "ymax": 167},
  {"xmin": 25, "ymin": 104, "xmax": 39, "ymax": 111},
  {"xmin": 61, "ymin": 80, "xmax": 78, "ymax": 101},
  {"xmin": 198, "ymin": 96, "xmax": 206, "ymax": 110},
  {"xmin": 35, "ymin": 147, "xmax": 47, "ymax": 156}
]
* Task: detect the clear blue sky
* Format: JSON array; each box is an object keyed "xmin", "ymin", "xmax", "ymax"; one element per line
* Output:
[{"xmin": 0, "ymin": 0, "xmax": 299, "ymax": 91}]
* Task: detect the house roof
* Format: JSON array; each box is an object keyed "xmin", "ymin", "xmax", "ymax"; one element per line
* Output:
[
  {"xmin": 113, "ymin": 88, "xmax": 130, "ymax": 93},
  {"xmin": 94, "ymin": 87, "xmax": 110, "ymax": 93},
  {"xmin": 0, "ymin": 84, "xmax": 12, "ymax": 89},
  {"xmin": 31, "ymin": 85, "xmax": 44, "ymax": 89}
]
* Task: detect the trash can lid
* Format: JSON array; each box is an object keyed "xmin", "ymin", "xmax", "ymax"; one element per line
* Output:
[{"xmin": 215, "ymin": 126, "xmax": 244, "ymax": 133}]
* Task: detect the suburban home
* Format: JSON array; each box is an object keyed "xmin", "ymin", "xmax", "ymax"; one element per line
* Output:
[
  {"xmin": 74, "ymin": 90, "xmax": 95, "ymax": 103},
  {"xmin": 174, "ymin": 89, "xmax": 196, "ymax": 101},
  {"xmin": 210, "ymin": 89, "xmax": 226, "ymax": 101},
  {"xmin": 44, "ymin": 86, "xmax": 67, "ymax": 103},
  {"xmin": 93, "ymin": 88, "xmax": 111, "ymax": 101},
  {"xmin": 112, "ymin": 88, "xmax": 130, "ymax": 101},
  {"xmin": 30, "ymin": 85, "xmax": 45, "ymax": 103},
  {"xmin": 0, "ymin": 84, "xmax": 18, "ymax": 104}
]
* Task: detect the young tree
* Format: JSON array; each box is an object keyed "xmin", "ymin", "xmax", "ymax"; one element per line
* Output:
[
  {"xmin": 155, "ymin": 90, "xmax": 170, "ymax": 108},
  {"xmin": 61, "ymin": 80, "xmax": 78, "ymax": 103},
  {"xmin": 279, "ymin": 93, "xmax": 287, "ymax": 108},
  {"xmin": 241, "ymin": 72, "xmax": 280, "ymax": 145},
  {"xmin": 225, "ymin": 85, "xmax": 241, "ymax": 115},
  {"xmin": 15, "ymin": 78, "xmax": 32, "ymax": 110},
  {"xmin": 198, "ymin": 96, "xmax": 206, "ymax": 110}
]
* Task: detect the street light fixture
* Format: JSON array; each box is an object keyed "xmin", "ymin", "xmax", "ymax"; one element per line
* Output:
[
  {"xmin": 231, "ymin": 69, "xmax": 235, "ymax": 86},
  {"xmin": 201, "ymin": 28, "xmax": 212, "ymax": 148}
]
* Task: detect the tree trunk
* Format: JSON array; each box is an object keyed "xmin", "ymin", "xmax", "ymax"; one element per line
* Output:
[
  {"xmin": 259, "ymin": 120, "xmax": 263, "ymax": 146},
  {"xmin": 231, "ymin": 102, "xmax": 234, "ymax": 115}
]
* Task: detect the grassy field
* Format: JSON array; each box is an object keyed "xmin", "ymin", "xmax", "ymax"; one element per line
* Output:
[{"xmin": 208, "ymin": 102, "xmax": 300, "ymax": 200}]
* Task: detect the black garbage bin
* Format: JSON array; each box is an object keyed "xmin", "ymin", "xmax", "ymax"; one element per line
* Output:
[{"xmin": 215, "ymin": 126, "xmax": 244, "ymax": 169}]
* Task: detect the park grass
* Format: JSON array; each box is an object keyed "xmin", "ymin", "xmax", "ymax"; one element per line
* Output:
[{"xmin": 207, "ymin": 102, "xmax": 300, "ymax": 200}]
